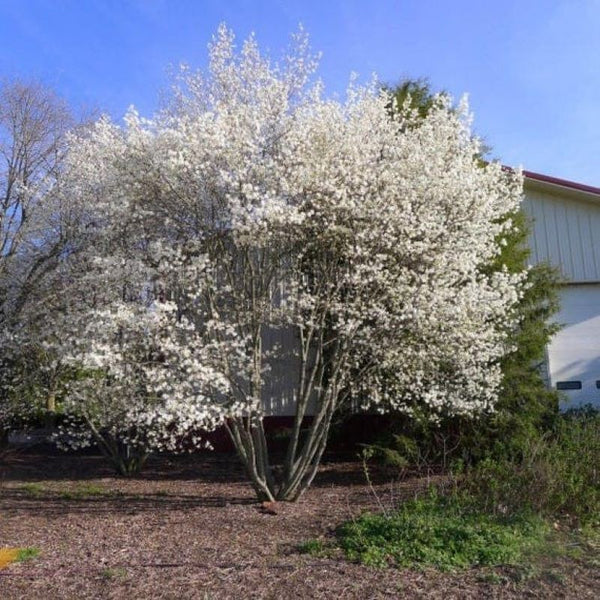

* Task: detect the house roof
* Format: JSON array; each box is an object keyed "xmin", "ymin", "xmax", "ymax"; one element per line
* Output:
[
  {"xmin": 523, "ymin": 169, "xmax": 600, "ymax": 204},
  {"xmin": 524, "ymin": 170, "xmax": 600, "ymax": 197}
]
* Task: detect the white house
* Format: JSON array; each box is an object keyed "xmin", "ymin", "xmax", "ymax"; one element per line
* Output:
[{"xmin": 522, "ymin": 170, "xmax": 600, "ymax": 409}]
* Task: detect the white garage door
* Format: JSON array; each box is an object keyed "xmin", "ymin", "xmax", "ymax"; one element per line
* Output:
[{"xmin": 547, "ymin": 285, "xmax": 600, "ymax": 408}]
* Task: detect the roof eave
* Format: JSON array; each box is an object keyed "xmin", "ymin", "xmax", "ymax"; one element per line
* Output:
[{"xmin": 523, "ymin": 170, "xmax": 600, "ymax": 204}]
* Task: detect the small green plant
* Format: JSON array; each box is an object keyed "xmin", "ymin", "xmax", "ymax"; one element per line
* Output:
[
  {"xmin": 476, "ymin": 571, "xmax": 507, "ymax": 585},
  {"xmin": 506, "ymin": 563, "xmax": 538, "ymax": 583},
  {"xmin": 101, "ymin": 566, "xmax": 127, "ymax": 579},
  {"xmin": 542, "ymin": 569, "xmax": 566, "ymax": 585},
  {"xmin": 336, "ymin": 492, "xmax": 548, "ymax": 570},
  {"xmin": 16, "ymin": 547, "xmax": 41, "ymax": 562}
]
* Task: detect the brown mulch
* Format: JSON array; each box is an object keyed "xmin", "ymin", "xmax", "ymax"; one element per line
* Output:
[{"xmin": 0, "ymin": 452, "xmax": 598, "ymax": 599}]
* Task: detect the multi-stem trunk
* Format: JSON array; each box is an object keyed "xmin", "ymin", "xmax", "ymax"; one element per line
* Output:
[
  {"xmin": 219, "ymin": 248, "xmax": 350, "ymax": 501},
  {"xmin": 227, "ymin": 405, "xmax": 337, "ymax": 502},
  {"xmin": 83, "ymin": 414, "xmax": 148, "ymax": 476},
  {"xmin": 225, "ymin": 333, "xmax": 343, "ymax": 502},
  {"xmin": 103, "ymin": 440, "xmax": 149, "ymax": 477}
]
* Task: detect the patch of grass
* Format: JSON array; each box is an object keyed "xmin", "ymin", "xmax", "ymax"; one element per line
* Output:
[
  {"xmin": 336, "ymin": 493, "xmax": 549, "ymax": 571},
  {"xmin": 0, "ymin": 547, "xmax": 40, "ymax": 568},
  {"xmin": 58, "ymin": 483, "xmax": 111, "ymax": 500},
  {"xmin": 101, "ymin": 566, "xmax": 128, "ymax": 579},
  {"xmin": 18, "ymin": 482, "xmax": 119, "ymax": 500},
  {"xmin": 298, "ymin": 539, "xmax": 335, "ymax": 558},
  {"xmin": 16, "ymin": 547, "xmax": 40, "ymax": 562},
  {"xmin": 564, "ymin": 525, "xmax": 600, "ymax": 565},
  {"xmin": 18, "ymin": 483, "xmax": 46, "ymax": 497}
]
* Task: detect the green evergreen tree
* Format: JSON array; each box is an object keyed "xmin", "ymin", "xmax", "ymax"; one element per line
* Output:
[{"xmin": 480, "ymin": 210, "xmax": 561, "ymax": 459}]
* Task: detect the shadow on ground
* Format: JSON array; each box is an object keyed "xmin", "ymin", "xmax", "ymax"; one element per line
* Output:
[
  {"xmin": 0, "ymin": 451, "xmax": 249, "ymax": 483},
  {"xmin": 0, "ymin": 487, "xmax": 254, "ymax": 514}
]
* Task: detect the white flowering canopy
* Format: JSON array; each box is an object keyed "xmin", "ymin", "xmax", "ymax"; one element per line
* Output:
[{"xmin": 12, "ymin": 25, "xmax": 526, "ymax": 494}]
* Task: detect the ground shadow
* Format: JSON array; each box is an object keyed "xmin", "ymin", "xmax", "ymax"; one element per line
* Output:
[
  {"xmin": 0, "ymin": 449, "xmax": 397, "ymax": 508},
  {"xmin": 0, "ymin": 488, "xmax": 254, "ymax": 515},
  {"xmin": 0, "ymin": 451, "xmax": 249, "ymax": 483}
]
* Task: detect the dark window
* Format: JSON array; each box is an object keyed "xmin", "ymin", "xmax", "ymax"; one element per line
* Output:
[
  {"xmin": 596, "ymin": 381, "xmax": 600, "ymax": 389},
  {"xmin": 556, "ymin": 381, "xmax": 582, "ymax": 390}
]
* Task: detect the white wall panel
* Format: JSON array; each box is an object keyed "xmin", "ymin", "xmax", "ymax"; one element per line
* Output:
[
  {"xmin": 260, "ymin": 325, "xmax": 317, "ymax": 417},
  {"xmin": 523, "ymin": 188, "xmax": 600, "ymax": 282}
]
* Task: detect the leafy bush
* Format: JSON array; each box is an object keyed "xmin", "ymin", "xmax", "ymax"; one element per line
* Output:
[
  {"xmin": 328, "ymin": 412, "xmax": 599, "ymax": 572},
  {"xmin": 458, "ymin": 409, "xmax": 600, "ymax": 524},
  {"xmin": 337, "ymin": 493, "xmax": 547, "ymax": 570}
]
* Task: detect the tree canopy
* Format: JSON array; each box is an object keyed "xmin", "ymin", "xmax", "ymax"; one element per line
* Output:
[{"xmin": 1, "ymin": 30, "xmax": 529, "ymax": 498}]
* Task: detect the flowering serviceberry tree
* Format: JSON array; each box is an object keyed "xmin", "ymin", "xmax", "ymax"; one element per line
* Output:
[
  {"xmin": 53, "ymin": 296, "xmax": 229, "ymax": 475},
  {"xmin": 0, "ymin": 130, "xmax": 231, "ymax": 472},
  {"xmin": 26, "ymin": 217, "xmax": 230, "ymax": 475},
  {"xmin": 58, "ymin": 25, "xmax": 526, "ymax": 499}
]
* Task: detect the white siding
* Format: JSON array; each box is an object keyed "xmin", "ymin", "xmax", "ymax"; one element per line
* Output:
[
  {"xmin": 523, "ymin": 181, "xmax": 600, "ymax": 409},
  {"xmin": 522, "ymin": 188, "xmax": 600, "ymax": 282}
]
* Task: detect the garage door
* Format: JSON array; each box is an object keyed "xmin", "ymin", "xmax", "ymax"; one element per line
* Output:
[{"xmin": 547, "ymin": 284, "xmax": 600, "ymax": 408}]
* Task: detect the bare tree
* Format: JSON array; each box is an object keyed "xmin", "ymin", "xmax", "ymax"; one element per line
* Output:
[
  {"xmin": 0, "ymin": 79, "xmax": 78, "ymax": 317},
  {"xmin": 0, "ymin": 79, "xmax": 85, "ymax": 434}
]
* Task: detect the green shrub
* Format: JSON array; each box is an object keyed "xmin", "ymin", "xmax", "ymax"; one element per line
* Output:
[
  {"xmin": 337, "ymin": 493, "xmax": 547, "ymax": 570},
  {"xmin": 320, "ymin": 412, "xmax": 599, "ymax": 572},
  {"xmin": 458, "ymin": 410, "xmax": 600, "ymax": 524}
]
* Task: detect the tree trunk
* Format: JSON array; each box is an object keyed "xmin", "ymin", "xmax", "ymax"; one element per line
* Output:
[
  {"xmin": 44, "ymin": 390, "xmax": 56, "ymax": 429},
  {"xmin": 0, "ymin": 427, "xmax": 9, "ymax": 451},
  {"xmin": 225, "ymin": 402, "xmax": 336, "ymax": 502},
  {"xmin": 85, "ymin": 420, "xmax": 149, "ymax": 477}
]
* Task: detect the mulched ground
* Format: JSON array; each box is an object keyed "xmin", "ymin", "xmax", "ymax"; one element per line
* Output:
[{"xmin": 0, "ymin": 451, "xmax": 598, "ymax": 599}]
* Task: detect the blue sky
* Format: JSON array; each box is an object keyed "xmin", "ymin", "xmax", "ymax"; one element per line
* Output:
[{"xmin": 1, "ymin": 0, "xmax": 598, "ymax": 184}]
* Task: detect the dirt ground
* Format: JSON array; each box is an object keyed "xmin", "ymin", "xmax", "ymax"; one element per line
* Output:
[{"xmin": 0, "ymin": 451, "xmax": 598, "ymax": 599}]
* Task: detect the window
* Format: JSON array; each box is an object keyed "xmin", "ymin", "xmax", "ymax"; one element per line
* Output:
[{"xmin": 556, "ymin": 381, "xmax": 582, "ymax": 391}]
